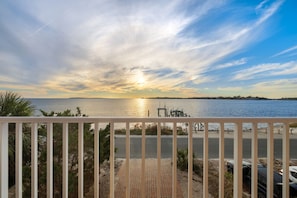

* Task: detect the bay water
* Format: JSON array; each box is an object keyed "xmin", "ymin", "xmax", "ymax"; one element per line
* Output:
[{"xmin": 29, "ymin": 98, "xmax": 297, "ymax": 117}]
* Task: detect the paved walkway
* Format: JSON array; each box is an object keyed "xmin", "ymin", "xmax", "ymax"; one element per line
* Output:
[{"xmin": 115, "ymin": 159, "xmax": 184, "ymax": 198}]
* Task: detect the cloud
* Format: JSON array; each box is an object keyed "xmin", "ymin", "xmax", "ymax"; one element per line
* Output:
[
  {"xmin": 0, "ymin": 0, "xmax": 284, "ymax": 97},
  {"xmin": 217, "ymin": 87, "xmax": 243, "ymax": 92},
  {"xmin": 272, "ymin": 45, "xmax": 297, "ymax": 57},
  {"xmin": 232, "ymin": 61, "xmax": 297, "ymax": 80},
  {"xmin": 214, "ymin": 58, "xmax": 247, "ymax": 70},
  {"xmin": 251, "ymin": 79, "xmax": 297, "ymax": 98},
  {"xmin": 256, "ymin": 0, "xmax": 270, "ymax": 11}
]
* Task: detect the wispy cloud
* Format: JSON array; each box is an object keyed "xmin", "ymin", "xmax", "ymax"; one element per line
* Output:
[
  {"xmin": 217, "ymin": 87, "xmax": 243, "ymax": 92},
  {"xmin": 214, "ymin": 58, "xmax": 247, "ymax": 70},
  {"xmin": 251, "ymin": 79, "xmax": 297, "ymax": 98},
  {"xmin": 256, "ymin": 0, "xmax": 270, "ymax": 11},
  {"xmin": 232, "ymin": 61, "xmax": 297, "ymax": 80},
  {"xmin": 272, "ymin": 45, "xmax": 297, "ymax": 57}
]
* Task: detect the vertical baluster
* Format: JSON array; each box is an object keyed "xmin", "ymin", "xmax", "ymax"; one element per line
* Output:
[
  {"xmin": 267, "ymin": 123, "xmax": 274, "ymax": 198},
  {"xmin": 188, "ymin": 122, "xmax": 193, "ymax": 198},
  {"xmin": 110, "ymin": 122, "xmax": 115, "ymax": 198},
  {"xmin": 16, "ymin": 122, "xmax": 23, "ymax": 198},
  {"xmin": 126, "ymin": 122, "xmax": 130, "ymax": 197},
  {"xmin": 0, "ymin": 122, "xmax": 8, "ymax": 198},
  {"xmin": 78, "ymin": 122, "xmax": 84, "ymax": 198},
  {"xmin": 157, "ymin": 122, "xmax": 161, "ymax": 198},
  {"xmin": 94, "ymin": 122, "xmax": 100, "ymax": 198},
  {"xmin": 233, "ymin": 122, "xmax": 242, "ymax": 198},
  {"xmin": 282, "ymin": 123, "xmax": 290, "ymax": 198},
  {"xmin": 172, "ymin": 122, "xmax": 177, "ymax": 198},
  {"xmin": 31, "ymin": 122, "xmax": 38, "ymax": 198},
  {"xmin": 141, "ymin": 122, "xmax": 146, "ymax": 198},
  {"xmin": 219, "ymin": 122, "xmax": 224, "ymax": 198},
  {"xmin": 203, "ymin": 122, "xmax": 209, "ymax": 198},
  {"xmin": 251, "ymin": 122, "xmax": 258, "ymax": 198},
  {"xmin": 63, "ymin": 122, "xmax": 69, "ymax": 198},
  {"xmin": 47, "ymin": 122, "xmax": 53, "ymax": 198}
]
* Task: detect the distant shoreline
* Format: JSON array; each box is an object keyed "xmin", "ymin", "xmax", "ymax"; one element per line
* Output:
[
  {"xmin": 27, "ymin": 96, "xmax": 297, "ymax": 100},
  {"xmin": 146, "ymin": 96, "xmax": 297, "ymax": 100}
]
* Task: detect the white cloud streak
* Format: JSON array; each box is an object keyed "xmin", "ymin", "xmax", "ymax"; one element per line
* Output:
[
  {"xmin": 214, "ymin": 58, "xmax": 247, "ymax": 70},
  {"xmin": 272, "ymin": 45, "xmax": 297, "ymax": 57},
  {"xmin": 256, "ymin": 0, "xmax": 270, "ymax": 11},
  {"xmin": 233, "ymin": 61, "xmax": 297, "ymax": 80}
]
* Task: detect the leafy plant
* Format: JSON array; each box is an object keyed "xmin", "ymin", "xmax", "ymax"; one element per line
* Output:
[
  {"xmin": 0, "ymin": 91, "xmax": 34, "ymax": 189},
  {"xmin": 0, "ymin": 91, "xmax": 34, "ymax": 116},
  {"xmin": 177, "ymin": 148, "xmax": 201, "ymax": 174},
  {"xmin": 99, "ymin": 124, "xmax": 111, "ymax": 164},
  {"xmin": 31, "ymin": 107, "xmax": 113, "ymax": 197},
  {"xmin": 37, "ymin": 108, "xmax": 95, "ymax": 197}
]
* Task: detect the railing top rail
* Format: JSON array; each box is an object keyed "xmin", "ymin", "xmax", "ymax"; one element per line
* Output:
[{"xmin": 0, "ymin": 116, "xmax": 297, "ymax": 123}]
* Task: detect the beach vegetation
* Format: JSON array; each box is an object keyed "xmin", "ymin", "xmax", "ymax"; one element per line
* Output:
[
  {"xmin": 177, "ymin": 148, "xmax": 201, "ymax": 174},
  {"xmin": 0, "ymin": 91, "xmax": 112, "ymax": 196},
  {"xmin": 0, "ymin": 91, "xmax": 34, "ymax": 116},
  {"xmin": 115, "ymin": 124, "xmax": 187, "ymax": 135},
  {"xmin": 176, "ymin": 148, "xmax": 234, "ymax": 197},
  {"xmin": 35, "ymin": 108, "xmax": 112, "ymax": 197},
  {"xmin": 0, "ymin": 91, "xmax": 34, "ymax": 189}
]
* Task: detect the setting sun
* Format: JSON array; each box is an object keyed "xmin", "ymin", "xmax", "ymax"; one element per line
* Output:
[{"xmin": 136, "ymin": 72, "xmax": 146, "ymax": 87}]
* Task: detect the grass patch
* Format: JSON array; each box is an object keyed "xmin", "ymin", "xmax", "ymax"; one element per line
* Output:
[{"xmin": 176, "ymin": 149, "xmax": 235, "ymax": 197}]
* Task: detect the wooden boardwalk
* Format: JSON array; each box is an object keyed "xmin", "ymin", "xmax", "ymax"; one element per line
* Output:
[{"xmin": 115, "ymin": 159, "xmax": 184, "ymax": 198}]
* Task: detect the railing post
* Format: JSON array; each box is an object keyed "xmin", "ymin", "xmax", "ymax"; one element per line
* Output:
[
  {"xmin": 125, "ymin": 122, "xmax": 130, "ymax": 197},
  {"xmin": 188, "ymin": 122, "xmax": 193, "ymax": 198},
  {"xmin": 251, "ymin": 122, "xmax": 258, "ymax": 198},
  {"xmin": 141, "ymin": 122, "xmax": 146, "ymax": 198},
  {"xmin": 63, "ymin": 122, "xmax": 69, "ymax": 198},
  {"xmin": 16, "ymin": 122, "xmax": 23, "ymax": 198},
  {"xmin": 110, "ymin": 122, "xmax": 115, "ymax": 198},
  {"xmin": 219, "ymin": 122, "xmax": 224, "ymax": 198},
  {"xmin": 172, "ymin": 122, "xmax": 177, "ymax": 198},
  {"xmin": 233, "ymin": 122, "xmax": 242, "ymax": 198},
  {"xmin": 0, "ymin": 122, "xmax": 8, "ymax": 198},
  {"xmin": 78, "ymin": 122, "xmax": 84, "ymax": 198},
  {"xmin": 267, "ymin": 123, "xmax": 274, "ymax": 198},
  {"xmin": 94, "ymin": 122, "xmax": 100, "ymax": 198},
  {"xmin": 47, "ymin": 122, "xmax": 53, "ymax": 198},
  {"xmin": 203, "ymin": 122, "xmax": 209, "ymax": 198},
  {"xmin": 31, "ymin": 122, "xmax": 38, "ymax": 198},
  {"xmin": 282, "ymin": 123, "xmax": 290, "ymax": 198},
  {"xmin": 157, "ymin": 122, "xmax": 161, "ymax": 198}
]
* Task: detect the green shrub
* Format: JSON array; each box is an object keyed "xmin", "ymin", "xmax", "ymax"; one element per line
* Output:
[{"xmin": 177, "ymin": 148, "xmax": 202, "ymax": 175}]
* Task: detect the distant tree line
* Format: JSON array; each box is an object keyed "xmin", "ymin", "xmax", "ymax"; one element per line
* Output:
[{"xmin": 148, "ymin": 96, "xmax": 269, "ymax": 100}]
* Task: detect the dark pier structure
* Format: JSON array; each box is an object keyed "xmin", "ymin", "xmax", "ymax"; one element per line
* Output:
[{"xmin": 157, "ymin": 106, "xmax": 189, "ymax": 117}]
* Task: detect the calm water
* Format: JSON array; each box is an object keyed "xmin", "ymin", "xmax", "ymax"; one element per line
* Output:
[{"xmin": 28, "ymin": 98, "xmax": 297, "ymax": 117}]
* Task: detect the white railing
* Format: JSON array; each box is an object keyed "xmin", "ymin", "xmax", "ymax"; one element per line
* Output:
[{"xmin": 0, "ymin": 117, "xmax": 296, "ymax": 198}]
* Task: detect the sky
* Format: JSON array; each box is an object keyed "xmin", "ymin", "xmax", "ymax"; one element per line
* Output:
[{"xmin": 0, "ymin": 0, "xmax": 297, "ymax": 99}]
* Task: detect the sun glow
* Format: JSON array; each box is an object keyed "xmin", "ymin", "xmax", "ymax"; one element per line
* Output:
[{"xmin": 136, "ymin": 72, "xmax": 146, "ymax": 87}]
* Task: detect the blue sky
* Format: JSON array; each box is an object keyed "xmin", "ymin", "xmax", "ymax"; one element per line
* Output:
[{"xmin": 0, "ymin": 0, "xmax": 296, "ymax": 98}]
